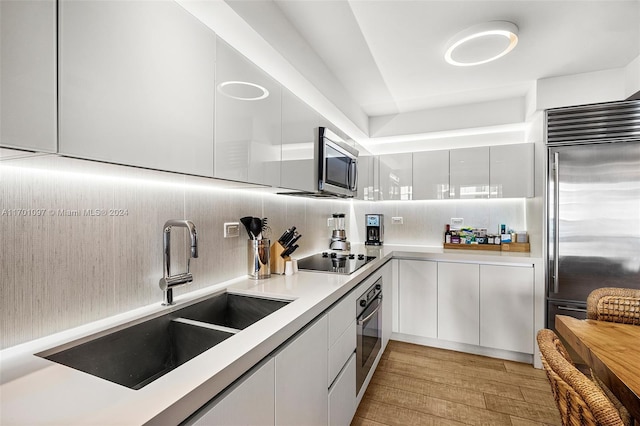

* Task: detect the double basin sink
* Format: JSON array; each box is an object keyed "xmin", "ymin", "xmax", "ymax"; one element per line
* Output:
[{"xmin": 40, "ymin": 292, "xmax": 291, "ymax": 390}]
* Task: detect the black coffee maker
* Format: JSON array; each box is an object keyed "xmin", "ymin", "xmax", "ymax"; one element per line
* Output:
[{"xmin": 365, "ymin": 214, "xmax": 384, "ymax": 246}]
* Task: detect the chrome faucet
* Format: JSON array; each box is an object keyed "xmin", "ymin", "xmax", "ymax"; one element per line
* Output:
[{"xmin": 159, "ymin": 220, "xmax": 198, "ymax": 305}]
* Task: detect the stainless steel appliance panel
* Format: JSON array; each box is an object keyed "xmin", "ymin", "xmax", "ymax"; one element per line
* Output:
[
  {"xmin": 356, "ymin": 279, "xmax": 382, "ymax": 394},
  {"xmin": 547, "ymin": 141, "xmax": 640, "ymax": 305},
  {"xmin": 318, "ymin": 127, "xmax": 358, "ymax": 198},
  {"xmin": 546, "ymin": 301, "xmax": 588, "ymax": 332}
]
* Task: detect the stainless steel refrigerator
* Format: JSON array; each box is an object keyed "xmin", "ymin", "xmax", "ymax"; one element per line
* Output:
[{"xmin": 546, "ymin": 100, "xmax": 640, "ymax": 331}]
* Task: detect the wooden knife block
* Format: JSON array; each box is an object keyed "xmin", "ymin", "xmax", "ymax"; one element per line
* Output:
[{"xmin": 270, "ymin": 241, "xmax": 290, "ymax": 275}]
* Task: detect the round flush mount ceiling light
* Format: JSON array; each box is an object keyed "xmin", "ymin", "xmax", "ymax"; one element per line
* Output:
[
  {"xmin": 444, "ymin": 21, "xmax": 519, "ymax": 66},
  {"xmin": 217, "ymin": 81, "xmax": 269, "ymax": 101}
]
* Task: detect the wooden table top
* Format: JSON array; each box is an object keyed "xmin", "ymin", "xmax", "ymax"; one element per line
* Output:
[{"xmin": 555, "ymin": 315, "xmax": 640, "ymax": 420}]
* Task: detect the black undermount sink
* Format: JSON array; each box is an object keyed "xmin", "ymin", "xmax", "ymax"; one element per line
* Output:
[
  {"xmin": 178, "ymin": 292, "xmax": 291, "ymax": 330},
  {"xmin": 41, "ymin": 292, "xmax": 291, "ymax": 390}
]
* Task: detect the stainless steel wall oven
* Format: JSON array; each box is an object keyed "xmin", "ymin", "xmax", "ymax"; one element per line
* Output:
[{"xmin": 356, "ymin": 278, "xmax": 383, "ymax": 393}]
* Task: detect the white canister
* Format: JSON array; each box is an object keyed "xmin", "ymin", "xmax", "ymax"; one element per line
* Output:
[{"xmin": 284, "ymin": 261, "xmax": 293, "ymax": 276}]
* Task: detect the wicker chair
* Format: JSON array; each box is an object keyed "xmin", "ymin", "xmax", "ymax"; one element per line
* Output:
[
  {"xmin": 587, "ymin": 287, "xmax": 640, "ymax": 325},
  {"xmin": 537, "ymin": 329, "xmax": 631, "ymax": 426}
]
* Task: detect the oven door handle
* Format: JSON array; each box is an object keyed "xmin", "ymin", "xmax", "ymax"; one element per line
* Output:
[{"xmin": 357, "ymin": 295, "xmax": 383, "ymax": 325}]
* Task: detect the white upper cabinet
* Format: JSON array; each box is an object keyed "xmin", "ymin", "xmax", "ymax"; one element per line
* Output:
[
  {"xmin": 1, "ymin": 0, "xmax": 56, "ymax": 152},
  {"xmin": 379, "ymin": 153, "xmax": 413, "ymax": 200},
  {"xmin": 490, "ymin": 143, "xmax": 534, "ymax": 198},
  {"xmin": 357, "ymin": 155, "xmax": 377, "ymax": 200},
  {"xmin": 281, "ymin": 89, "xmax": 319, "ymax": 192},
  {"xmin": 449, "ymin": 146, "xmax": 490, "ymax": 199},
  {"xmin": 215, "ymin": 38, "xmax": 281, "ymax": 187},
  {"xmin": 58, "ymin": 0, "xmax": 215, "ymax": 176},
  {"xmin": 388, "ymin": 143, "xmax": 533, "ymax": 201},
  {"xmin": 413, "ymin": 150, "xmax": 450, "ymax": 200}
]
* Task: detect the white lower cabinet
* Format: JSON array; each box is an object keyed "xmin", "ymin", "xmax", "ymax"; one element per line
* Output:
[
  {"xmin": 328, "ymin": 353, "xmax": 356, "ymax": 426},
  {"xmin": 381, "ymin": 261, "xmax": 394, "ymax": 349},
  {"xmin": 397, "ymin": 259, "xmax": 535, "ymax": 357},
  {"xmin": 328, "ymin": 320, "xmax": 356, "ymax": 387},
  {"xmin": 480, "ymin": 264, "xmax": 534, "ymax": 353},
  {"xmin": 190, "ymin": 315, "xmax": 329, "ymax": 426},
  {"xmin": 437, "ymin": 262, "xmax": 480, "ymax": 345},
  {"xmin": 327, "ymin": 280, "xmax": 358, "ymax": 387},
  {"xmin": 188, "ymin": 264, "xmax": 401, "ymax": 426},
  {"xmin": 190, "ymin": 358, "xmax": 275, "ymax": 426},
  {"xmin": 275, "ymin": 315, "xmax": 328, "ymax": 426},
  {"xmin": 398, "ymin": 260, "xmax": 438, "ymax": 339}
]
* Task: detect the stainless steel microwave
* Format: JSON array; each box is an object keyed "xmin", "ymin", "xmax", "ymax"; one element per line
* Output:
[{"xmin": 318, "ymin": 127, "xmax": 358, "ymax": 198}]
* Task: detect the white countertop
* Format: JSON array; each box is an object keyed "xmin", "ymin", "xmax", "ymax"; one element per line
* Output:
[{"xmin": 0, "ymin": 245, "xmax": 541, "ymax": 425}]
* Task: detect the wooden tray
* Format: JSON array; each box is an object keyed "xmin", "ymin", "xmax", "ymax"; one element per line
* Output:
[
  {"xmin": 500, "ymin": 242, "xmax": 530, "ymax": 252},
  {"xmin": 443, "ymin": 243, "xmax": 501, "ymax": 251}
]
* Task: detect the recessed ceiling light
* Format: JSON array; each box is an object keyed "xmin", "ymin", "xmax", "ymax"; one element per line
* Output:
[
  {"xmin": 217, "ymin": 81, "xmax": 269, "ymax": 101},
  {"xmin": 444, "ymin": 21, "xmax": 519, "ymax": 67}
]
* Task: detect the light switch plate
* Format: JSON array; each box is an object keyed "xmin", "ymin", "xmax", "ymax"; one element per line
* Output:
[{"xmin": 224, "ymin": 222, "xmax": 240, "ymax": 238}]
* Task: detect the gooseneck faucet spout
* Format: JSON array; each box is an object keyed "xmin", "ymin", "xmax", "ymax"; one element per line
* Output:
[{"xmin": 159, "ymin": 220, "xmax": 198, "ymax": 306}]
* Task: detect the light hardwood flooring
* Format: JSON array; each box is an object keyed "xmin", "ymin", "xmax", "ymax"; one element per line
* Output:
[{"xmin": 352, "ymin": 340, "xmax": 561, "ymax": 426}]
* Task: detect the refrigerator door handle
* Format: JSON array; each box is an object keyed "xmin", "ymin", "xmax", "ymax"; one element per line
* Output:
[
  {"xmin": 553, "ymin": 152, "xmax": 560, "ymax": 294},
  {"xmin": 557, "ymin": 305, "xmax": 587, "ymax": 313}
]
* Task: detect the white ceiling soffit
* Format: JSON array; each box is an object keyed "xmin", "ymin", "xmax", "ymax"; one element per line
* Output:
[
  {"xmin": 365, "ymin": 123, "xmax": 528, "ymax": 155},
  {"xmin": 276, "ymin": 0, "xmax": 640, "ymax": 117},
  {"xmin": 181, "ymin": 0, "xmax": 639, "ymax": 153}
]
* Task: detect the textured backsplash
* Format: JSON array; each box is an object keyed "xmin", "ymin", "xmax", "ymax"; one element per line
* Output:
[{"xmin": 0, "ymin": 152, "xmax": 526, "ymax": 349}]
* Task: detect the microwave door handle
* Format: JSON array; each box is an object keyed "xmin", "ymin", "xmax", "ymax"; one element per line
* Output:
[{"xmin": 350, "ymin": 159, "xmax": 358, "ymax": 191}]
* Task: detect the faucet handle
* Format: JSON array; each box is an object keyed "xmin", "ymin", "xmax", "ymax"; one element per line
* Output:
[
  {"xmin": 160, "ymin": 273, "xmax": 193, "ymax": 290},
  {"xmin": 191, "ymin": 239, "xmax": 198, "ymax": 259}
]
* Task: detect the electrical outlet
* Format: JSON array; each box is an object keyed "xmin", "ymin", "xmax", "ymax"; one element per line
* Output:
[
  {"xmin": 391, "ymin": 216, "xmax": 403, "ymax": 225},
  {"xmin": 327, "ymin": 217, "xmax": 334, "ymax": 227},
  {"xmin": 224, "ymin": 222, "xmax": 240, "ymax": 238}
]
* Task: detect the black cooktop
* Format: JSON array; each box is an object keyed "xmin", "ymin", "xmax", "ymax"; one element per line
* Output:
[{"xmin": 297, "ymin": 252, "xmax": 376, "ymax": 275}]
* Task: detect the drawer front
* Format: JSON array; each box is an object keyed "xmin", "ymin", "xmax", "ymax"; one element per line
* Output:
[
  {"xmin": 328, "ymin": 320, "xmax": 356, "ymax": 386},
  {"xmin": 328, "ymin": 291, "xmax": 357, "ymax": 349},
  {"xmin": 329, "ymin": 353, "xmax": 357, "ymax": 426}
]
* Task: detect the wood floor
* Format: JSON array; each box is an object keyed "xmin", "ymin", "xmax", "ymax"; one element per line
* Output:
[{"xmin": 352, "ymin": 340, "xmax": 561, "ymax": 426}]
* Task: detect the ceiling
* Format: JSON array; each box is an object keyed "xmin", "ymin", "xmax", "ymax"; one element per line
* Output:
[{"xmin": 270, "ymin": 0, "xmax": 640, "ymax": 118}]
